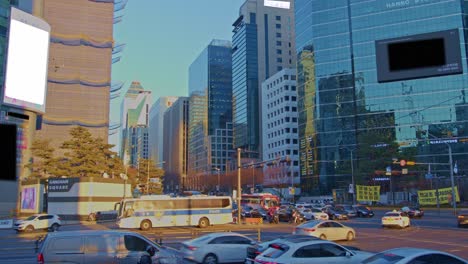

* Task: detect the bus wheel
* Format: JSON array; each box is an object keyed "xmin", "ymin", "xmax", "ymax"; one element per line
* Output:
[
  {"xmin": 198, "ymin": 217, "xmax": 210, "ymax": 228},
  {"xmin": 140, "ymin": 220, "xmax": 152, "ymax": 231}
]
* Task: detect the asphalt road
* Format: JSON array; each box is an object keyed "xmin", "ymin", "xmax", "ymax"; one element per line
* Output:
[{"xmin": 0, "ymin": 208, "xmax": 466, "ymax": 263}]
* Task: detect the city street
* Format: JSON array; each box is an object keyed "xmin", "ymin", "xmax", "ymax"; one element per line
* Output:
[{"xmin": 0, "ymin": 208, "xmax": 466, "ymax": 263}]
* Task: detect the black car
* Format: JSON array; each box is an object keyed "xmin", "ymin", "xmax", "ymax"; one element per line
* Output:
[
  {"xmin": 277, "ymin": 209, "xmax": 305, "ymax": 223},
  {"xmin": 352, "ymin": 205, "xmax": 375, "ymax": 218},
  {"xmin": 401, "ymin": 206, "xmax": 424, "ymax": 218},
  {"xmin": 323, "ymin": 207, "xmax": 349, "ymax": 220},
  {"xmin": 248, "ymin": 208, "xmax": 268, "ymax": 219}
]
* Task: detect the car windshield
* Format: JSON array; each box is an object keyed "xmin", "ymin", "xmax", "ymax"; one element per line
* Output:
[
  {"xmin": 362, "ymin": 252, "xmax": 405, "ymax": 264},
  {"xmin": 385, "ymin": 213, "xmax": 400, "ymax": 217},
  {"xmin": 299, "ymin": 220, "xmax": 321, "ymax": 228}
]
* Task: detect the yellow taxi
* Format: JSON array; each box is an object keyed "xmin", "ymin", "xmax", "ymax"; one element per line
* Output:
[{"xmin": 381, "ymin": 210, "xmax": 410, "ymax": 228}]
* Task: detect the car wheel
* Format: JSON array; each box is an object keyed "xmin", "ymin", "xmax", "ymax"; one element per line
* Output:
[
  {"xmin": 49, "ymin": 223, "xmax": 60, "ymax": 232},
  {"xmin": 346, "ymin": 231, "xmax": 355, "ymax": 241},
  {"xmin": 25, "ymin": 225, "xmax": 34, "ymax": 232},
  {"xmin": 203, "ymin": 253, "xmax": 218, "ymax": 264},
  {"xmin": 198, "ymin": 217, "xmax": 210, "ymax": 228},
  {"xmin": 319, "ymin": 234, "xmax": 327, "ymax": 240},
  {"xmin": 357, "ymin": 212, "xmax": 362, "ymax": 217},
  {"xmin": 140, "ymin": 220, "xmax": 152, "ymax": 231}
]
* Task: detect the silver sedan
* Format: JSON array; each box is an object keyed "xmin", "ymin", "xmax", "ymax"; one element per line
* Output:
[
  {"xmin": 292, "ymin": 220, "xmax": 356, "ymax": 241},
  {"xmin": 361, "ymin": 247, "xmax": 467, "ymax": 264}
]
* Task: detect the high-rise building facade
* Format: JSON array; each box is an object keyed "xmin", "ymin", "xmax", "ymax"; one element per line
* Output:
[
  {"xmin": 261, "ymin": 68, "xmax": 299, "ymax": 195},
  {"xmin": 120, "ymin": 81, "xmax": 151, "ymax": 167},
  {"xmin": 163, "ymin": 97, "xmax": 189, "ymax": 193},
  {"xmin": 148, "ymin": 96, "xmax": 178, "ymax": 166},
  {"xmin": 187, "ymin": 39, "xmax": 233, "ymax": 190},
  {"xmin": 34, "ymin": 0, "xmax": 116, "ymax": 152},
  {"xmin": 295, "ymin": 0, "xmax": 468, "ymax": 196},
  {"xmin": 232, "ymin": 0, "xmax": 295, "ymax": 158}
]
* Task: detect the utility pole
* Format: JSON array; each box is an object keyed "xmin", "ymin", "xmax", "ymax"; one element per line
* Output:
[{"xmin": 237, "ymin": 148, "xmax": 241, "ymax": 224}]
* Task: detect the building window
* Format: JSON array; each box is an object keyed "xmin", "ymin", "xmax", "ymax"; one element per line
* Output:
[
  {"xmin": 291, "ymin": 75, "xmax": 296, "ymax": 80},
  {"xmin": 276, "ymin": 49, "xmax": 282, "ymax": 54},
  {"xmin": 276, "ymin": 24, "xmax": 281, "ymax": 29},
  {"xmin": 292, "ymin": 96, "xmax": 297, "ymax": 101},
  {"xmin": 284, "ymin": 75, "xmax": 289, "ymax": 80},
  {"xmin": 276, "ymin": 15, "xmax": 281, "ymax": 21},
  {"xmin": 277, "ymin": 57, "xmax": 282, "ymax": 63},
  {"xmin": 277, "ymin": 66, "xmax": 282, "ymax": 71},
  {"xmin": 276, "ymin": 41, "xmax": 282, "ymax": 46},
  {"xmin": 276, "ymin": 32, "xmax": 281, "ymax": 38},
  {"xmin": 291, "ymin": 85, "xmax": 296, "ymax": 91}
]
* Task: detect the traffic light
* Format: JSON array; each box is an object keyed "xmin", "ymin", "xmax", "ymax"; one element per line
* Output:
[{"xmin": 399, "ymin": 160, "xmax": 415, "ymax": 166}]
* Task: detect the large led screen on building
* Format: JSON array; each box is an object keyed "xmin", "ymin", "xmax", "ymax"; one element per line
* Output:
[
  {"xmin": 375, "ymin": 29, "xmax": 462, "ymax": 83},
  {"xmin": 3, "ymin": 7, "xmax": 50, "ymax": 113},
  {"xmin": 21, "ymin": 187, "xmax": 36, "ymax": 210}
]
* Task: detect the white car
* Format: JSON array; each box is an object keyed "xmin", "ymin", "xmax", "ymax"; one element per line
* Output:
[
  {"xmin": 180, "ymin": 232, "xmax": 256, "ymax": 263},
  {"xmin": 254, "ymin": 236, "xmax": 373, "ymax": 264},
  {"xmin": 381, "ymin": 211, "xmax": 410, "ymax": 228},
  {"xmin": 14, "ymin": 214, "xmax": 61, "ymax": 232},
  {"xmin": 361, "ymin": 247, "xmax": 467, "ymax": 264},
  {"xmin": 301, "ymin": 208, "xmax": 329, "ymax": 221},
  {"xmin": 293, "ymin": 220, "xmax": 356, "ymax": 241}
]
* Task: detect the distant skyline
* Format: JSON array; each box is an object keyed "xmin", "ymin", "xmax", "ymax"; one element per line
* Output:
[{"xmin": 110, "ymin": 0, "xmax": 245, "ymax": 147}]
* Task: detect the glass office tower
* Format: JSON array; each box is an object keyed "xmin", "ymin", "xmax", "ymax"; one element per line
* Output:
[
  {"xmin": 296, "ymin": 0, "xmax": 468, "ymax": 196},
  {"xmin": 187, "ymin": 40, "xmax": 233, "ymax": 187}
]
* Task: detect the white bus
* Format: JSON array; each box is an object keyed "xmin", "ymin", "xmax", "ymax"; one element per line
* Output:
[{"xmin": 116, "ymin": 195, "xmax": 233, "ymax": 230}]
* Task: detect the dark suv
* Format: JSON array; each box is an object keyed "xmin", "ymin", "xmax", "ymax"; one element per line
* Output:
[{"xmin": 353, "ymin": 205, "xmax": 375, "ymax": 218}]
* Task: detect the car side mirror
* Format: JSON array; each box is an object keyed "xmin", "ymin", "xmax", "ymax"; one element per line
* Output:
[
  {"xmin": 250, "ymin": 241, "xmax": 256, "ymax": 245},
  {"xmin": 345, "ymin": 251, "xmax": 353, "ymax": 257}
]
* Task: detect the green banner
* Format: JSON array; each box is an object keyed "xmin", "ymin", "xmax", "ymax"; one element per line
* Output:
[
  {"xmin": 356, "ymin": 185, "xmax": 380, "ymax": 202},
  {"xmin": 418, "ymin": 187, "xmax": 460, "ymax": 205}
]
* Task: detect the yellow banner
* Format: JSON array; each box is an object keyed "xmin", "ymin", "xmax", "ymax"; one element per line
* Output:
[
  {"xmin": 418, "ymin": 187, "xmax": 460, "ymax": 205},
  {"xmin": 356, "ymin": 185, "xmax": 380, "ymax": 202}
]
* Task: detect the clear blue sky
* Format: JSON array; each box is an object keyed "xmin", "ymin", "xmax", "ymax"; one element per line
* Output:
[{"xmin": 110, "ymin": 0, "xmax": 245, "ymax": 146}]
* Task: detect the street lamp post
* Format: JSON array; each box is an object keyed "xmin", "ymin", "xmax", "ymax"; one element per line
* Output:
[
  {"xmin": 427, "ymin": 132, "xmax": 457, "ymax": 213},
  {"xmin": 213, "ymin": 167, "xmax": 220, "ymax": 191},
  {"xmin": 350, "ymin": 149, "xmax": 356, "ymax": 205},
  {"xmin": 251, "ymin": 162, "xmax": 255, "ymax": 193},
  {"xmin": 341, "ymin": 147, "xmax": 356, "ymax": 205}
]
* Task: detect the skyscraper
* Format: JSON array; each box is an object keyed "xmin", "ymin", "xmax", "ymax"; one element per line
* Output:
[
  {"xmin": 148, "ymin": 96, "xmax": 178, "ymax": 165},
  {"xmin": 295, "ymin": 0, "xmax": 468, "ymax": 196},
  {"xmin": 187, "ymin": 39, "xmax": 233, "ymax": 190},
  {"xmin": 163, "ymin": 97, "xmax": 189, "ymax": 193},
  {"xmin": 261, "ymin": 68, "xmax": 299, "ymax": 196},
  {"xmin": 33, "ymin": 0, "xmax": 116, "ymax": 153},
  {"xmin": 232, "ymin": 0, "xmax": 295, "ymax": 158},
  {"xmin": 120, "ymin": 81, "xmax": 151, "ymax": 167}
]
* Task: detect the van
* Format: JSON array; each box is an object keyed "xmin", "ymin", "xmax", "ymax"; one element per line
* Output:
[{"xmin": 37, "ymin": 230, "xmax": 182, "ymax": 264}]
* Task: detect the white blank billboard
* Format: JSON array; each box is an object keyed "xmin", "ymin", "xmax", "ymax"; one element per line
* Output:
[{"xmin": 3, "ymin": 7, "xmax": 50, "ymax": 113}]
